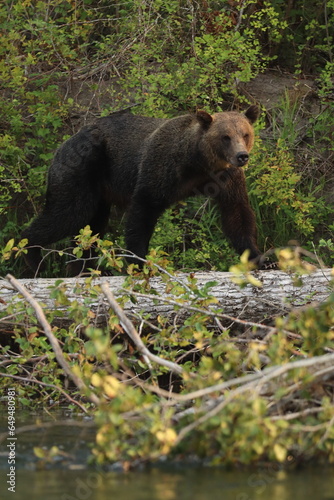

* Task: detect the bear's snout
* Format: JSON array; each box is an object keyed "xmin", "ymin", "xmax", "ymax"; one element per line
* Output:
[{"xmin": 236, "ymin": 152, "xmax": 249, "ymax": 166}]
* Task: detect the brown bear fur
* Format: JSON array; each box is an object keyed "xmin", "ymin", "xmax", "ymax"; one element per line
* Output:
[{"xmin": 22, "ymin": 106, "xmax": 262, "ymax": 274}]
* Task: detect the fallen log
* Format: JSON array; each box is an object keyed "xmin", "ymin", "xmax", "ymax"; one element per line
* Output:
[{"xmin": 0, "ymin": 269, "xmax": 333, "ymax": 329}]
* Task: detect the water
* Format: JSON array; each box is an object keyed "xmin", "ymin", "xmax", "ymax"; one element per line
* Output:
[
  {"xmin": 1, "ymin": 465, "xmax": 334, "ymax": 500},
  {"xmin": 0, "ymin": 411, "xmax": 333, "ymax": 500}
]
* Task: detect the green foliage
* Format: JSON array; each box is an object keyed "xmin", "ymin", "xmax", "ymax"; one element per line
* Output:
[
  {"xmin": 118, "ymin": 5, "xmax": 274, "ymax": 115},
  {"xmin": 247, "ymin": 139, "xmax": 320, "ymax": 248},
  {"xmin": 1, "ymin": 258, "xmax": 333, "ymax": 466},
  {"xmin": 149, "ymin": 200, "xmax": 238, "ymax": 271},
  {"xmin": 0, "ymin": 0, "xmax": 333, "ymax": 275}
]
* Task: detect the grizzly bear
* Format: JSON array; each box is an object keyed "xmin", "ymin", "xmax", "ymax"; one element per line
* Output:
[{"xmin": 22, "ymin": 105, "xmax": 263, "ymax": 274}]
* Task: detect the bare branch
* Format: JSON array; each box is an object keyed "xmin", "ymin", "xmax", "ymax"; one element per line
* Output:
[
  {"xmin": 174, "ymin": 352, "xmax": 334, "ymax": 444},
  {"xmin": 5, "ymin": 274, "xmax": 100, "ymax": 406},
  {"xmin": 101, "ymin": 282, "xmax": 183, "ymax": 376},
  {"xmin": 0, "ymin": 371, "xmax": 88, "ymax": 413}
]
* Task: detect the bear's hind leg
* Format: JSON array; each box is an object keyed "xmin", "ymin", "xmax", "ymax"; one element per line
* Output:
[
  {"xmin": 22, "ymin": 198, "xmax": 100, "ymax": 274},
  {"xmin": 66, "ymin": 201, "xmax": 112, "ymax": 276}
]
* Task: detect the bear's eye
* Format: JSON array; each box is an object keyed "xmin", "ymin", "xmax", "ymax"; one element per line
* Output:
[
  {"xmin": 244, "ymin": 133, "xmax": 250, "ymax": 141},
  {"xmin": 222, "ymin": 135, "xmax": 231, "ymax": 142}
]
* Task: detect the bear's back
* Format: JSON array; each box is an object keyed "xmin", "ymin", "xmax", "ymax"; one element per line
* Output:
[{"xmin": 94, "ymin": 113, "xmax": 167, "ymax": 202}]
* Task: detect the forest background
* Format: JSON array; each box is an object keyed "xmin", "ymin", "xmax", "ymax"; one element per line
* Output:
[
  {"xmin": 0, "ymin": 0, "xmax": 334, "ymax": 468},
  {"xmin": 1, "ymin": 0, "xmax": 334, "ymax": 275}
]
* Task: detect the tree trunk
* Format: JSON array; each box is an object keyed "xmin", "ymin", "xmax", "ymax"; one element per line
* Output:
[{"xmin": 1, "ymin": 269, "xmax": 332, "ymax": 329}]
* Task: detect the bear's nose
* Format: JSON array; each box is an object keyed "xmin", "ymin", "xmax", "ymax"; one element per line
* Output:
[{"xmin": 236, "ymin": 152, "xmax": 249, "ymax": 166}]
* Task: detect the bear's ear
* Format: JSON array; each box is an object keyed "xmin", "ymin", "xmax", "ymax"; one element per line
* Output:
[
  {"xmin": 196, "ymin": 110, "xmax": 213, "ymax": 128},
  {"xmin": 245, "ymin": 105, "xmax": 260, "ymax": 124}
]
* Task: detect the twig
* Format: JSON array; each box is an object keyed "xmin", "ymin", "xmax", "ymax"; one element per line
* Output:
[
  {"xmin": 270, "ymin": 407, "xmax": 324, "ymax": 421},
  {"xmin": 0, "ymin": 353, "xmax": 80, "ymax": 367},
  {"xmin": 0, "ymin": 372, "xmax": 88, "ymax": 413},
  {"xmin": 175, "ymin": 352, "xmax": 334, "ymax": 403},
  {"xmin": 175, "ymin": 353, "xmax": 334, "ymax": 444},
  {"xmin": 101, "ymin": 282, "xmax": 183, "ymax": 375},
  {"xmin": 5, "ymin": 274, "xmax": 100, "ymax": 406},
  {"xmin": 118, "ymin": 352, "xmax": 334, "ymax": 410},
  {"xmin": 120, "ymin": 288, "xmax": 275, "ymax": 333},
  {"xmin": 234, "ymin": 0, "xmax": 246, "ymax": 31},
  {"xmin": 116, "ymin": 248, "xmax": 194, "ymax": 293},
  {"xmin": 175, "ymin": 383, "xmax": 252, "ymax": 445},
  {"xmin": 290, "ymin": 419, "xmax": 334, "ymax": 433}
]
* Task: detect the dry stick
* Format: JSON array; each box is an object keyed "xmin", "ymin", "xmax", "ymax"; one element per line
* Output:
[
  {"xmin": 270, "ymin": 407, "xmax": 324, "ymax": 422},
  {"xmin": 120, "ymin": 288, "xmax": 276, "ymax": 333},
  {"xmin": 101, "ymin": 282, "xmax": 183, "ymax": 376},
  {"xmin": 0, "ymin": 352, "xmax": 80, "ymax": 367},
  {"xmin": 116, "ymin": 350, "xmax": 334, "ymax": 409},
  {"xmin": 175, "ymin": 353, "xmax": 334, "ymax": 445},
  {"xmin": 119, "ymin": 352, "xmax": 334, "ymax": 422},
  {"xmin": 172, "ymin": 351, "xmax": 334, "ymax": 403},
  {"xmin": 175, "ymin": 384, "xmax": 249, "ymax": 446},
  {"xmin": 5, "ymin": 274, "xmax": 100, "ymax": 406}
]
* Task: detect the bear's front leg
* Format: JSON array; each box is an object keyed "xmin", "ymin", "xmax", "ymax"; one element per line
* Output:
[
  {"xmin": 125, "ymin": 197, "xmax": 166, "ymax": 267},
  {"xmin": 214, "ymin": 170, "xmax": 262, "ymax": 265},
  {"xmin": 220, "ymin": 198, "xmax": 261, "ymax": 263}
]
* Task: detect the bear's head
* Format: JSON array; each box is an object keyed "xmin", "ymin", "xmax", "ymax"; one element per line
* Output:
[{"xmin": 196, "ymin": 105, "xmax": 259, "ymax": 169}]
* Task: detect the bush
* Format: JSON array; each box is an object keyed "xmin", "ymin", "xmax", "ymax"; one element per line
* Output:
[
  {"xmin": 1, "ymin": 0, "xmax": 333, "ymax": 276},
  {"xmin": 1, "ymin": 258, "xmax": 333, "ymax": 466}
]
